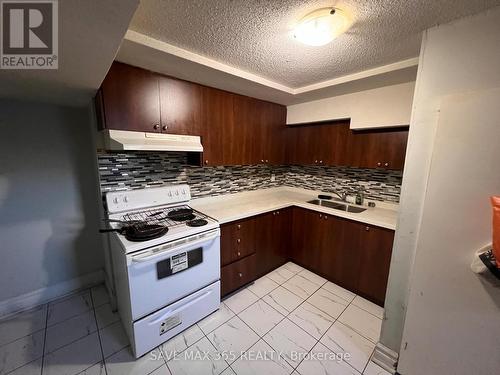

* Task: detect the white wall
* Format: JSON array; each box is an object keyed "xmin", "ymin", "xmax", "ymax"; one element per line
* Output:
[
  {"xmin": 0, "ymin": 99, "xmax": 104, "ymax": 313},
  {"xmin": 380, "ymin": 6, "xmax": 500, "ymax": 374},
  {"xmin": 286, "ymin": 82, "xmax": 415, "ymax": 129}
]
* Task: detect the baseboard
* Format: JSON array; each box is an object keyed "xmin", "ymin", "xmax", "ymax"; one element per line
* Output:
[
  {"xmin": 372, "ymin": 342, "xmax": 399, "ymax": 374},
  {"xmin": 0, "ymin": 269, "xmax": 104, "ymax": 319}
]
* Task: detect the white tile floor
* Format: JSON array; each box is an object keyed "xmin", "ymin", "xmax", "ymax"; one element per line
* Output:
[{"xmin": 0, "ymin": 263, "xmax": 391, "ymax": 375}]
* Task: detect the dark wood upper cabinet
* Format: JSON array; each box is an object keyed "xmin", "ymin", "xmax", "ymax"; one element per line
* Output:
[
  {"xmin": 348, "ymin": 127, "xmax": 409, "ymax": 170},
  {"xmin": 287, "ymin": 122, "xmax": 408, "ymax": 170},
  {"xmin": 229, "ymin": 95, "xmax": 258, "ymax": 165},
  {"xmin": 98, "ymin": 62, "xmax": 161, "ymax": 133},
  {"xmin": 158, "ymin": 76, "xmax": 202, "ymax": 135},
  {"xmin": 254, "ymin": 101, "xmax": 287, "ymax": 165},
  {"xmin": 97, "ymin": 62, "xmax": 407, "ymax": 171},
  {"xmin": 200, "ymin": 86, "xmax": 233, "ymax": 166},
  {"xmin": 286, "ymin": 121, "xmax": 351, "ymax": 166}
]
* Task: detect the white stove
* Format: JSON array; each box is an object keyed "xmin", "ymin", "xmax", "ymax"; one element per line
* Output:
[
  {"xmin": 106, "ymin": 185, "xmax": 219, "ymax": 253},
  {"xmin": 104, "ymin": 185, "xmax": 221, "ymax": 358}
]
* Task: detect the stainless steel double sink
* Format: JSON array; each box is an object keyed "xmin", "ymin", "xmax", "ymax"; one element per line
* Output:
[{"xmin": 307, "ymin": 199, "xmax": 367, "ymax": 213}]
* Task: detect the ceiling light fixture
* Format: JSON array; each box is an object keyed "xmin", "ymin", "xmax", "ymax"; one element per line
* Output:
[{"xmin": 294, "ymin": 7, "xmax": 351, "ymax": 46}]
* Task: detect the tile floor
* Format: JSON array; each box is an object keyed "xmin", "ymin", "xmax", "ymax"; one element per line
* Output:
[{"xmin": 0, "ymin": 262, "xmax": 391, "ymax": 375}]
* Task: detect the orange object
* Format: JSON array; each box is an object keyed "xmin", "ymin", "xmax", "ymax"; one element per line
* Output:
[{"xmin": 492, "ymin": 196, "xmax": 500, "ymax": 268}]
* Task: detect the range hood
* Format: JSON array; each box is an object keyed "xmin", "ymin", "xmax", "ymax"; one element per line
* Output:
[{"xmin": 101, "ymin": 129, "xmax": 203, "ymax": 152}]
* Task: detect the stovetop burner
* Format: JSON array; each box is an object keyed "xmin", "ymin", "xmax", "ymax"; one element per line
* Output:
[
  {"xmin": 118, "ymin": 204, "xmax": 213, "ymax": 235},
  {"xmin": 124, "ymin": 224, "xmax": 169, "ymax": 242},
  {"xmin": 167, "ymin": 208, "xmax": 196, "ymax": 222},
  {"xmin": 186, "ymin": 219, "xmax": 208, "ymax": 227}
]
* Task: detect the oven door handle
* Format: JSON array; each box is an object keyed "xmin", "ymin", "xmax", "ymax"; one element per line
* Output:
[{"xmin": 130, "ymin": 229, "xmax": 219, "ymax": 264}]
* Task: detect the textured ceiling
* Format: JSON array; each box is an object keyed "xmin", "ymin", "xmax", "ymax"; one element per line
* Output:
[{"xmin": 130, "ymin": 0, "xmax": 500, "ymax": 88}]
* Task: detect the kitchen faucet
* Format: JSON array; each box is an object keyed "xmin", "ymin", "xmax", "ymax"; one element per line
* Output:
[{"xmin": 331, "ymin": 190, "xmax": 349, "ymax": 202}]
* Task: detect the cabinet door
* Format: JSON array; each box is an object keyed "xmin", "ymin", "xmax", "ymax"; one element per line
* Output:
[
  {"xmin": 347, "ymin": 130, "xmax": 377, "ymax": 168},
  {"xmin": 314, "ymin": 213, "xmax": 344, "ymax": 281},
  {"xmin": 286, "ymin": 126, "xmax": 318, "ymax": 165},
  {"xmin": 357, "ymin": 226, "xmax": 394, "ymax": 305},
  {"xmin": 331, "ymin": 218, "xmax": 364, "ymax": 292},
  {"xmin": 254, "ymin": 102, "xmax": 287, "ymax": 165},
  {"xmin": 100, "ymin": 62, "xmax": 161, "ymax": 132},
  {"xmin": 158, "ymin": 76, "xmax": 202, "ymax": 135},
  {"xmin": 255, "ymin": 209, "xmax": 290, "ymax": 277},
  {"xmin": 348, "ymin": 127, "xmax": 409, "ymax": 170},
  {"xmin": 379, "ymin": 129, "xmax": 408, "ymax": 170},
  {"xmin": 286, "ymin": 122, "xmax": 350, "ymax": 166},
  {"xmin": 221, "ymin": 254, "xmax": 257, "ymax": 296},
  {"xmin": 229, "ymin": 95, "xmax": 257, "ymax": 165},
  {"xmin": 326, "ymin": 122, "xmax": 351, "ymax": 166},
  {"xmin": 201, "ymin": 86, "xmax": 233, "ymax": 166},
  {"xmin": 290, "ymin": 207, "xmax": 325, "ymax": 273}
]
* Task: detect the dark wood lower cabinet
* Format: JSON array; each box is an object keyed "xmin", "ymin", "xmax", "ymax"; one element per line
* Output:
[
  {"xmin": 220, "ymin": 209, "xmax": 290, "ymax": 296},
  {"xmin": 255, "ymin": 209, "xmax": 291, "ymax": 277},
  {"xmin": 221, "ymin": 254, "xmax": 257, "ymax": 296},
  {"xmin": 220, "ymin": 217, "xmax": 256, "ymax": 267},
  {"xmin": 356, "ymin": 225, "xmax": 395, "ymax": 304},
  {"xmin": 289, "ymin": 207, "xmax": 394, "ymax": 306},
  {"xmin": 220, "ymin": 207, "xmax": 394, "ymax": 305}
]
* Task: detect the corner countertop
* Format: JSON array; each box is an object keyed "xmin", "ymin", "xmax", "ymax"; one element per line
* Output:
[{"xmin": 191, "ymin": 187, "xmax": 398, "ymax": 230}]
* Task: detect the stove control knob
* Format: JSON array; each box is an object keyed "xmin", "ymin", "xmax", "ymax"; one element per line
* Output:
[
  {"xmin": 175, "ymin": 191, "xmax": 179, "ymax": 196},
  {"xmin": 113, "ymin": 197, "xmax": 119, "ymax": 204},
  {"xmin": 181, "ymin": 189, "xmax": 186, "ymax": 195},
  {"xmin": 168, "ymin": 192, "xmax": 172, "ymax": 197},
  {"xmin": 123, "ymin": 196, "xmax": 129, "ymax": 203}
]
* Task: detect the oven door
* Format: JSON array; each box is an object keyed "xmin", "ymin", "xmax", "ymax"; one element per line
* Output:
[{"xmin": 126, "ymin": 228, "xmax": 220, "ymax": 320}]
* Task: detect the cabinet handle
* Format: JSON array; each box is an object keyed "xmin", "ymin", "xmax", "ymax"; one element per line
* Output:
[
  {"xmin": 237, "ymin": 224, "xmax": 241, "ymax": 229},
  {"xmin": 277, "ymin": 211, "xmax": 280, "ymax": 215},
  {"xmin": 237, "ymin": 239, "xmax": 241, "ymax": 243},
  {"xmin": 324, "ymin": 215, "xmax": 328, "ymax": 220},
  {"xmin": 237, "ymin": 251, "xmax": 241, "ymax": 257},
  {"xmin": 273, "ymin": 212, "xmax": 276, "ymax": 216},
  {"xmin": 261, "ymin": 159, "xmax": 264, "ymax": 163},
  {"xmin": 315, "ymin": 160, "xmax": 318, "ymax": 164},
  {"xmin": 204, "ymin": 160, "xmax": 209, "ymax": 165},
  {"xmin": 162, "ymin": 125, "xmax": 167, "ymax": 131},
  {"xmin": 153, "ymin": 124, "xmax": 160, "ymax": 130},
  {"xmin": 319, "ymin": 160, "xmax": 323, "ymax": 164},
  {"xmin": 265, "ymin": 159, "xmax": 269, "ymax": 163},
  {"xmin": 238, "ymin": 272, "xmax": 243, "ymax": 278},
  {"xmin": 377, "ymin": 162, "xmax": 381, "ymax": 167},
  {"xmin": 384, "ymin": 162, "xmax": 389, "ymax": 167},
  {"xmin": 365, "ymin": 226, "xmax": 370, "ymax": 231},
  {"xmin": 319, "ymin": 214, "xmax": 322, "ymax": 218}
]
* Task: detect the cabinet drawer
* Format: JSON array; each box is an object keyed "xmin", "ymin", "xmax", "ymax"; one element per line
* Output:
[
  {"xmin": 220, "ymin": 218, "xmax": 256, "ymax": 266},
  {"xmin": 221, "ymin": 254, "xmax": 257, "ymax": 296}
]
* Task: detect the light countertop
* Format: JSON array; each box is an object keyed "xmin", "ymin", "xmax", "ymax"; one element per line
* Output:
[{"xmin": 191, "ymin": 187, "xmax": 398, "ymax": 230}]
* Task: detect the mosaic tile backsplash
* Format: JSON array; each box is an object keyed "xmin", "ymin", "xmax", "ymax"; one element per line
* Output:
[{"xmin": 97, "ymin": 152, "xmax": 403, "ymax": 203}]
